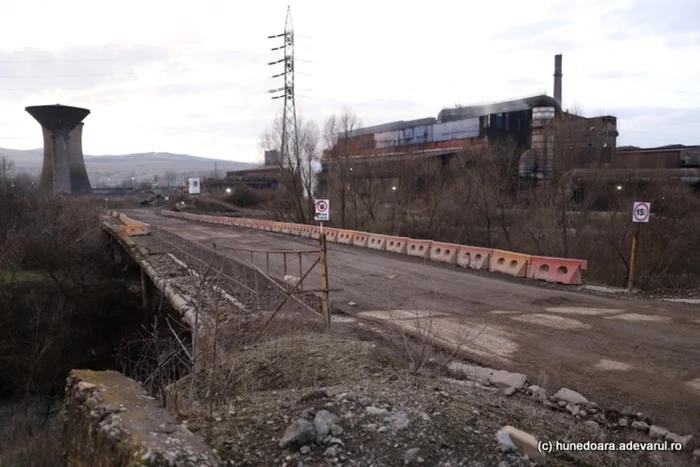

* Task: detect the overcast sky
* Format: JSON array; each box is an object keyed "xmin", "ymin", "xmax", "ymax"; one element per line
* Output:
[{"xmin": 0, "ymin": 0, "xmax": 698, "ymax": 163}]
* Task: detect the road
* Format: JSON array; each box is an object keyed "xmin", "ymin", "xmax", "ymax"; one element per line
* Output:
[{"xmin": 124, "ymin": 209, "xmax": 700, "ymax": 436}]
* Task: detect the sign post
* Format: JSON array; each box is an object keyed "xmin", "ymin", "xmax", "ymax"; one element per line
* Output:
[
  {"xmin": 314, "ymin": 199, "xmax": 329, "ymax": 233},
  {"xmin": 314, "ymin": 199, "xmax": 331, "ymax": 328},
  {"xmin": 628, "ymin": 201, "xmax": 650, "ymax": 291}
]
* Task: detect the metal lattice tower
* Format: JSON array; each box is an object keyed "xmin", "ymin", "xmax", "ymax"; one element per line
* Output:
[{"xmin": 268, "ymin": 6, "xmax": 298, "ymax": 171}]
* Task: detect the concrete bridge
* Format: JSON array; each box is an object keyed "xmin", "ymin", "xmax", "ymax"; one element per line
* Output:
[{"xmin": 63, "ymin": 208, "xmax": 700, "ymax": 464}]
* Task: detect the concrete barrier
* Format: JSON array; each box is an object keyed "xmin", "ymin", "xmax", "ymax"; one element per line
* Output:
[
  {"xmin": 353, "ymin": 231, "xmax": 369, "ymax": 247},
  {"xmin": 120, "ymin": 224, "xmax": 150, "ymax": 237},
  {"xmin": 456, "ymin": 246, "xmax": 492, "ymax": 270},
  {"xmin": 367, "ymin": 234, "xmax": 387, "ymax": 251},
  {"xmin": 429, "ymin": 242, "xmax": 460, "ymax": 264},
  {"xmin": 290, "ymin": 224, "xmax": 302, "ymax": 236},
  {"xmin": 337, "ymin": 230, "xmax": 356, "ymax": 245},
  {"xmin": 324, "ymin": 228, "xmax": 338, "ymax": 243},
  {"xmin": 300, "ymin": 225, "xmax": 313, "ymax": 238},
  {"xmin": 263, "ymin": 220, "xmax": 274, "ymax": 231},
  {"xmin": 406, "ymin": 239, "xmax": 432, "ymax": 259},
  {"xmin": 282, "ymin": 223, "xmax": 292, "ymax": 235},
  {"xmin": 310, "ymin": 226, "xmax": 321, "ymax": 239},
  {"xmin": 385, "ymin": 236, "xmax": 408, "ymax": 254},
  {"xmin": 272, "ymin": 222, "xmax": 283, "ymax": 232},
  {"xmin": 528, "ymin": 256, "xmax": 588, "ymax": 285},
  {"xmin": 63, "ymin": 370, "xmax": 219, "ymax": 466},
  {"xmin": 489, "ymin": 249, "xmax": 531, "ymax": 278}
]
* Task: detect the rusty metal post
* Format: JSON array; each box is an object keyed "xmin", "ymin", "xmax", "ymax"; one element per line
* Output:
[
  {"xmin": 266, "ymin": 252, "xmax": 270, "ymax": 276},
  {"xmin": 283, "ymin": 252, "xmax": 287, "ymax": 277},
  {"xmin": 298, "ymin": 253, "xmax": 303, "ymax": 291},
  {"xmin": 254, "ymin": 269, "xmax": 260, "ymax": 310},
  {"xmin": 628, "ymin": 223, "xmax": 641, "ymax": 292},
  {"xmin": 320, "ymin": 233, "xmax": 330, "ymax": 328}
]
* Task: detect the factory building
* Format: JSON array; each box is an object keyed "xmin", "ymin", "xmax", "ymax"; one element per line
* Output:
[{"xmin": 318, "ymin": 55, "xmax": 619, "ymax": 198}]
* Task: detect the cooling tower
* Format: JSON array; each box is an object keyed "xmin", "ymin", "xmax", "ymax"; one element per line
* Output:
[{"xmin": 25, "ymin": 104, "xmax": 92, "ymax": 196}]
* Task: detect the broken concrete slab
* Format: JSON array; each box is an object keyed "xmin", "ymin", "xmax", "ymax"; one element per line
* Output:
[
  {"xmin": 447, "ymin": 362, "xmax": 526, "ymax": 390},
  {"xmin": 551, "ymin": 388, "xmax": 588, "ymax": 405}
]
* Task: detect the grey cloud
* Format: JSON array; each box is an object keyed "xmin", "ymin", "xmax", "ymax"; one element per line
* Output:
[
  {"xmin": 491, "ymin": 18, "xmax": 571, "ymax": 42},
  {"xmin": 604, "ymin": 0, "xmax": 700, "ymax": 45},
  {"xmin": 586, "ymin": 70, "xmax": 648, "ymax": 80},
  {"xmin": 0, "ymin": 44, "xmax": 170, "ymax": 101},
  {"xmin": 505, "ymin": 77, "xmax": 545, "ymax": 87},
  {"xmin": 153, "ymin": 82, "xmax": 234, "ymax": 97}
]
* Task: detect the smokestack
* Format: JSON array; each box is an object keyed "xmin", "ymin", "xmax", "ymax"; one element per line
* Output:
[
  {"xmin": 553, "ymin": 54, "xmax": 563, "ymax": 105},
  {"xmin": 26, "ymin": 104, "xmax": 92, "ymax": 196}
]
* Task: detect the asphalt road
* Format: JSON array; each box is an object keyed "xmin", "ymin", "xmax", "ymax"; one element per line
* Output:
[{"xmin": 123, "ymin": 209, "xmax": 700, "ymax": 437}]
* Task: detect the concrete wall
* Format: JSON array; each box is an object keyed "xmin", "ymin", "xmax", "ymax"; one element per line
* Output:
[{"xmin": 63, "ymin": 370, "xmax": 220, "ymax": 466}]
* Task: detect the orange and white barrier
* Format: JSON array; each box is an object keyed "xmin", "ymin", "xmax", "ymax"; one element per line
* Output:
[
  {"xmin": 489, "ymin": 249, "xmax": 531, "ymax": 278},
  {"xmin": 528, "ymin": 256, "xmax": 587, "ymax": 285},
  {"xmin": 337, "ymin": 230, "xmax": 355, "ymax": 245},
  {"xmin": 385, "ymin": 236, "xmax": 408, "ymax": 254},
  {"xmin": 157, "ymin": 211, "xmax": 588, "ymax": 285},
  {"xmin": 300, "ymin": 225, "xmax": 313, "ymax": 238},
  {"xmin": 406, "ymin": 239, "xmax": 432, "ymax": 259},
  {"xmin": 352, "ymin": 232, "xmax": 369, "ymax": 248},
  {"xmin": 456, "ymin": 246, "xmax": 492, "ymax": 270},
  {"xmin": 367, "ymin": 234, "xmax": 387, "ymax": 251},
  {"xmin": 323, "ymin": 228, "xmax": 338, "ymax": 243},
  {"xmin": 429, "ymin": 242, "xmax": 460, "ymax": 264}
]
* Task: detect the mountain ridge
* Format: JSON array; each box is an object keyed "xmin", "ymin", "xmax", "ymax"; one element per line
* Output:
[{"xmin": 0, "ymin": 147, "xmax": 259, "ymax": 180}]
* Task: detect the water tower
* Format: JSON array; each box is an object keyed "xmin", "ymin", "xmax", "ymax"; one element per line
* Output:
[{"xmin": 25, "ymin": 104, "xmax": 92, "ymax": 196}]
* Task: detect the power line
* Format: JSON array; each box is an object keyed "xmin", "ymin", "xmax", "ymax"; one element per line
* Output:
[{"xmin": 267, "ymin": 6, "xmax": 300, "ymax": 171}]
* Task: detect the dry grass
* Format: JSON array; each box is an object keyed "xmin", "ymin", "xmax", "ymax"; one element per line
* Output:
[{"xmin": 0, "ymin": 407, "xmax": 64, "ymax": 467}]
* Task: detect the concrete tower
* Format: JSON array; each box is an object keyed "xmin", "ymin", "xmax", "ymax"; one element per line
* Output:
[{"xmin": 25, "ymin": 104, "xmax": 92, "ymax": 196}]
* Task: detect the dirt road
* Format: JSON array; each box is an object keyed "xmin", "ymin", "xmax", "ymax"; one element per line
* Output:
[{"xmin": 123, "ymin": 209, "xmax": 700, "ymax": 436}]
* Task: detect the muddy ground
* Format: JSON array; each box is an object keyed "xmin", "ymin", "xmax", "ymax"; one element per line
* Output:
[{"xmin": 119, "ymin": 208, "xmax": 700, "ymax": 442}]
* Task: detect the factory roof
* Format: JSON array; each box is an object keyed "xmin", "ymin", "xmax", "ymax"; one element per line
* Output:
[{"xmin": 437, "ymin": 95, "xmax": 562, "ymax": 122}]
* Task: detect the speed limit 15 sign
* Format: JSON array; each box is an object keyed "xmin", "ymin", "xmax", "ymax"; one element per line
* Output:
[{"xmin": 633, "ymin": 202, "xmax": 650, "ymax": 223}]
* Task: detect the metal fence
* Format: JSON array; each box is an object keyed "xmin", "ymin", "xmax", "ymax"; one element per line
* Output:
[{"xmin": 149, "ymin": 224, "xmax": 331, "ymax": 327}]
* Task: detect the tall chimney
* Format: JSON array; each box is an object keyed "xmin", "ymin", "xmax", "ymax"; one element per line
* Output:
[{"xmin": 553, "ymin": 54, "xmax": 563, "ymax": 105}]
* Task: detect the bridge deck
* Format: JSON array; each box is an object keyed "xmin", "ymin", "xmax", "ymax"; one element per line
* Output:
[{"xmin": 119, "ymin": 208, "xmax": 700, "ymax": 438}]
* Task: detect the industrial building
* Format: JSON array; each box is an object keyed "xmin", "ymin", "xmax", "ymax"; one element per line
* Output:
[
  {"xmin": 317, "ymin": 54, "xmax": 699, "ymax": 201},
  {"xmin": 202, "ymin": 152, "xmax": 284, "ymax": 195},
  {"xmin": 317, "ymin": 55, "xmax": 620, "ymax": 197}
]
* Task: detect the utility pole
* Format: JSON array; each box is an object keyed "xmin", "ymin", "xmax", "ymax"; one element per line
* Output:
[{"xmin": 267, "ymin": 6, "xmax": 299, "ymax": 175}]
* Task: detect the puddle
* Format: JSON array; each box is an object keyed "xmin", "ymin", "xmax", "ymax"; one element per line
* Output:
[
  {"xmin": 511, "ymin": 314, "xmax": 591, "ymax": 330},
  {"xmin": 359, "ymin": 311, "xmax": 517, "ymax": 361},
  {"xmin": 593, "ymin": 359, "xmax": 633, "ymax": 371},
  {"xmin": 604, "ymin": 314, "xmax": 671, "ymax": 323},
  {"xmin": 360, "ymin": 310, "xmax": 451, "ymax": 321},
  {"xmin": 686, "ymin": 377, "xmax": 700, "ymax": 395},
  {"xmin": 546, "ymin": 307, "xmax": 624, "ymax": 316},
  {"xmin": 332, "ymin": 316, "xmax": 357, "ymax": 323}
]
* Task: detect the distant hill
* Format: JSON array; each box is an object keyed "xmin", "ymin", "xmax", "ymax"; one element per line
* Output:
[{"xmin": 0, "ymin": 148, "xmax": 258, "ymax": 181}]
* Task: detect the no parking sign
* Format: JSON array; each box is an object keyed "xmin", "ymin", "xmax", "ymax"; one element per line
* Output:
[{"xmin": 314, "ymin": 199, "xmax": 329, "ymax": 222}]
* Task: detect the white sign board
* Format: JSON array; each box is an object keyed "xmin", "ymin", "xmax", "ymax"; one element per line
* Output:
[
  {"xmin": 633, "ymin": 202, "xmax": 650, "ymax": 223},
  {"xmin": 314, "ymin": 199, "xmax": 329, "ymax": 222}
]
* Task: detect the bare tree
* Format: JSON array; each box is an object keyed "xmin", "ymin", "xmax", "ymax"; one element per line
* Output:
[
  {"xmin": 322, "ymin": 107, "xmax": 362, "ymax": 229},
  {"xmin": 261, "ymin": 113, "xmax": 320, "ymax": 223}
]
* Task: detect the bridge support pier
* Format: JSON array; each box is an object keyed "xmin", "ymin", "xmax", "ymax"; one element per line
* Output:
[
  {"xmin": 141, "ymin": 269, "xmax": 155, "ymax": 314},
  {"xmin": 114, "ymin": 243, "xmax": 124, "ymax": 265}
]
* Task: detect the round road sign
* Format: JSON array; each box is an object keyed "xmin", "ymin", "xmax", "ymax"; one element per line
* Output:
[
  {"xmin": 633, "ymin": 202, "xmax": 650, "ymax": 222},
  {"xmin": 316, "ymin": 200, "xmax": 328, "ymax": 213}
]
